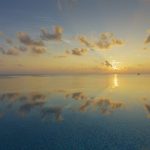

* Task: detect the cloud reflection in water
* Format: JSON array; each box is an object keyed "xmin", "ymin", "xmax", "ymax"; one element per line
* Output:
[{"xmin": 0, "ymin": 89, "xmax": 124, "ymax": 122}]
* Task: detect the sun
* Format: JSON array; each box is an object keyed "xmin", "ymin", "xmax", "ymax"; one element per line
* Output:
[
  {"xmin": 112, "ymin": 65, "xmax": 118, "ymax": 70},
  {"xmin": 111, "ymin": 60, "xmax": 120, "ymax": 70}
]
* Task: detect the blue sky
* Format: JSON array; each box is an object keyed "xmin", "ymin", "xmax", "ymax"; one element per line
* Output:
[
  {"xmin": 0, "ymin": 0, "xmax": 147, "ymax": 35},
  {"xmin": 0, "ymin": 0, "xmax": 150, "ymax": 74}
]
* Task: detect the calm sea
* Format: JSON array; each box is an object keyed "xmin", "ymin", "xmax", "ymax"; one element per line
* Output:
[{"xmin": 0, "ymin": 74, "xmax": 150, "ymax": 150}]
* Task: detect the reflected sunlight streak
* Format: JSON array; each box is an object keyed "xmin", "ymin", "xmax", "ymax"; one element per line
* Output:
[{"xmin": 113, "ymin": 74, "xmax": 119, "ymax": 88}]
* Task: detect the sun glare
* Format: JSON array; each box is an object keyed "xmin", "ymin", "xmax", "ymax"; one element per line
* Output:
[
  {"xmin": 112, "ymin": 60, "xmax": 120, "ymax": 70},
  {"xmin": 113, "ymin": 74, "xmax": 119, "ymax": 88}
]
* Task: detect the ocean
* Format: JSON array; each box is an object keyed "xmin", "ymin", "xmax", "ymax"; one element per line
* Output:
[{"xmin": 0, "ymin": 74, "xmax": 150, "ymax": 150}]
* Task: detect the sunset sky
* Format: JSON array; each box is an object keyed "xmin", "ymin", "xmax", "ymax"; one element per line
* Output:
[{"xmin": 0, "ymin": 0, "xmax": 150, "ymax": 74}]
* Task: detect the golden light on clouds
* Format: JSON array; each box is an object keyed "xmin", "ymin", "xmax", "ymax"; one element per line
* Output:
[{"xmin": 0, "ymin": 0, "xmax": 150, "ymax": 75}]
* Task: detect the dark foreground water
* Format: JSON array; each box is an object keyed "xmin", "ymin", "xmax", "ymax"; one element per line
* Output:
[{"xmin": 0, "ymin": 74, "xmax": 150, "ymax": 150}]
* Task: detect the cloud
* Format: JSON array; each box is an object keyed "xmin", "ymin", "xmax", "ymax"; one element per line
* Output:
[
  {"xmin": 19, "ymin": 101, "xmax": 44, "ymax": 116},
  {"xmin": 30, "ymin": 93, "xmax": 46, "ymax": 102},
  {"xmin": 1, "ymin": 46, "xmax": 29, "ymax": 56},
  {"xmin": 66, "ymin": 92, "xmax": 88, "ymax": 100},
  {"xmin": 78, "ymin": 96, "xmax": 124, "ymax": 114},
  {"xmin": 79, "ymin": 100, "xmax": 92, "ymax": 112},
  {"xmin": 97, "ymin": 33, "xmax": 124, "ymax": 50},
  {"xmin": 17, "ymin": 32, "xmax": 47, "ymax": 54},
  {"xmin": 145, "ymin": 104, "xmax": 150, "ymax": 112},
  {"xmin": 5, "ymin": 38, "xmax": 13, "ymax": 45},
  {"xmin": 18, "ymin": 93, "xmax": 46, "ymax": 116},
  {"xmin": 78, "ymin": 33, "xmax": 124, "ymax": 50},
  {"xmin": 144, "ymin": 104, "xmax": 150, "ymax": 118},
  {"xmin": 0, "ymin": 91, "xmax": 64, "ymax": 122},
  {"xmin": 17, "ymin": 32, "xmax": 44, "ymax": 47},
  {"xmin": 65, "ymin": 91, "xmax": 123, "ymax": 114},
  {"xmin": 104, "ymin": 60, "xmax": 112, "ymax": 68},
  {"xmin": 94, "ymin": 98, "xmax": 123, "ymax": 114},
  {"xmin": 78, "ymin": 36, "xmax": 94, "ymax": 48},
  {"xmin": 0, "ymin": 92, "xmax": 19, "ymax": 102},
  {"xmin": 18, "ymin": 46, "xmax": 28, "ymax": 52},
  {"xmin": 0, "ymin": 26, "xmax": 64, "ymax": 56},
  {"xmin": 2, "ymin": 47, "xmax": 20, "ymax": 55},
  {"xmin": 144, "ymin": 29, "xmax": 150, "ymax": 45},
  {"xmin": 31, "ymin": 46, "xmax": 47, "ymax": 54},
  {"xmin": 41, "ymin": 107, "xmax": 63, "ymax": 122},
  {"xmin": 0, "ymin": 45, "xmax": 29, "ymax": 55},
  {"xmin": 40, "ymin": 25, "xmax": 63, "ymax": 41},
  {"xmin": 145, "ymin": 34, "xmax": 150, "ymax": 44},
  {"xmin": 67, "ymin": 48, "xmax": 88, "ymax": 56},
  {"xmin": 0, "ymin": 90, "xmax": 124, "ymax": 121}
]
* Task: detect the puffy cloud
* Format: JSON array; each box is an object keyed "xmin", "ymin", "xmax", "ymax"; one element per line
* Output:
[
  {"xmin": 5, "ymin": 38, "xmax": 13, "ymax": 45},
  {"xmin": 18, "ymin": 46, "xmax": 28, "ymax": 52},
  {"xmin": 144, "ymin": 103, "xmax": 150, "ymax": 118},
  {"xmin": 0, "ymin": 90, "xmax": 124, "ymax": 120},
  {"xmin": 65, "ymin": 91, "xmax": 124, "ymax": 114},
  {"xmin": 144, "ymin": 29, "xmax": 150, "ymax": 46},
  {"xmin": 79, "ymin": 96, "xmax": 124, "ymax": 114},
  {"xmin": 18, "ymin": 93, "xmax": 46, "ymax": 116},
  {"xmin": 2, "ymin": 47, "xmax": 20, "ymax": 55},
  {"xmin": 19, "ymin": 102, "xmax": 44, "ymax": 116},
  {"xmin": 67, "ymin": 48, "xmax": 88, "ymax": 56},
  {"xmin": 17, "ymin": 32, "xmax": 44, "ymax": 47},
  {"xmin": 78, "ymin": 36, "xmax": 94, "ymax": 48},
  {"xmin": 31, "ymin": 46, "xmax": 47, "ymax": 54},
  {"xmin": 104, "ymin": 60, "xmax": 112, "ymax": 68},
  {"xmin": 0, "ymin": 92, "xmax": 63, "ymax": 122},
  {"xmin": 145, "ymin": 104, "xmax": 150, "ymax": 113},
  {"xmin": 66, "ymin": 92, "xmax": 87, "ymax": 100},
  {"xmin": 0, "ymin": 26, "xmax": 64, "ymax": 56},
  {"xmin": 41, "ymin": 107, "xmax": 63, "ymax": 122},
  {"xmin": 17, "ymin": 32, "xmax": 47, "ymax": 54},
  {"xmin": 145, "ymin": 34, "xmax": 150, "ymax": 44},
  {"xmin": 97, "ymin": 33, "xmax": 124, "ymax": 50},
  {"xmin": 30, "ymin": 93, "xmax": 46, "ymax": 102},
  {"xmin": 1, "ymin": 46, "xmax": 28, "ymax": 56},
  {"xmin": 40, "ymin": 25, "xmax": 63, "ymax": 41},
  {"xmin": 94, "ymin": 98, "xmax": 123, "ymax": 114},
  {"xmin": 1, "ymin": 26, "xmax": 65, "ymax": 57},
  {"xmin": 78, "ymin": 33, "xmax": 124, "ymax": 50},
  {"xmin": 0, "ymin": 93, "xmax": 20, "ymax": 105},
  {"xmin": 79, "ymin": 100, "xmax": 92, "ymax": 112}
]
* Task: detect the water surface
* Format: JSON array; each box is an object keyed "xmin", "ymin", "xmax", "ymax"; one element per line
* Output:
[{"xmin": 0, "ymin": 75, "xmax": 150, "ymax": 150}]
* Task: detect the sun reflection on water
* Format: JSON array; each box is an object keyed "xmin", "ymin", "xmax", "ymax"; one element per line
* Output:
[{"xmin": 112, "ymin": 74, "xmax": 119, "ymax": 88}]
